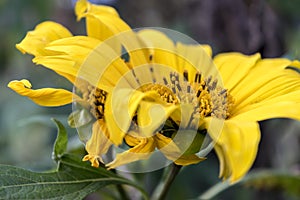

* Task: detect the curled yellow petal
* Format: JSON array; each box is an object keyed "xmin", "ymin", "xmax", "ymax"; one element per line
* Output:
[
  {"xmin": 105, "ymin": 88, "xmax": 161, "ymax": 145},
  {"xmin": 16, "ymin": 21, "xmax": 72, "ymax": 57},
  {"xmin": 83, "ymin": 119, "xmax": 112, "ymax": 167},
  {"xmin": 7, "ymin": 79, "xmax": 76, "ymax": 107},
  {"xmin": 75, "ymin": 0, "xmax": 149, "ymax": 66},
  {"xmin": 209, "ymin": 120, "xmax": 261, "ymax": 182},
  {"xmin": 155, "ymin": 133, "xmax": 204, "ymax": 165},
  {"xmin": 106, "ymin": 134, "xmax": 156, "ymax": 169},
  {"xmin": 137, "ymin": 100, "xmax": 179, "ymax": 138},
  {"xmin": 32, "ymin": 36, "xmax": 101, "ymax": 84},
  {"xmin": 75, "ymin": 0, "xmax": 127, "ymax": 41}
]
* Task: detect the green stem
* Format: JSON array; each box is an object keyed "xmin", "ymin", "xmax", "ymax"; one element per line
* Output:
[{"xmin": 152, "ymin": 163, "xmax": 182, "ymax": 200}]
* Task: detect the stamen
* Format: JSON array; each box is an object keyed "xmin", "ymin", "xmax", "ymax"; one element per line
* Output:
[
  {"xmin": 183, "ymin": 70, "xmax": 188, "ymax": 81},
  {"xmin": 219, "ymin": 89, "xmax": 227, "ymax": 95},
  {"xmin": 149, "ymin": 66, "xmax": 156, "ymax": 83},
  {"xmin": 206, "ymin": 75, "xmax": 212, "ymax": 85},
  {"xmin": 81, "ymin": 86, "xmax": 107, "ymax": 120},
  {"xmin": 163, "ymin": 77, "xmax": 168, "ymax": 85},
  {"xmin": 194, "ymin": 72, "xmax": 201, "ymax": 83},
  {"xmin": 149, "ymin": 54, "xmax": 153, "ymax": 61},
  {"xmin": 131, "ymin": 69, "xmax": 141, "ymax": 85},
  {"xmin": 187, "ymin": 85, "xmax": 191, "ymax": 93},
  {"xmin": 209, "ymin": 79, "xmax": 218, "ymax": 90}
]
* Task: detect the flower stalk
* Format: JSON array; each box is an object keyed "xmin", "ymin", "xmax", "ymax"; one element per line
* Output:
[{"xmin": 152, "ymin": 163, "xmax": 182, "ymax": 200}]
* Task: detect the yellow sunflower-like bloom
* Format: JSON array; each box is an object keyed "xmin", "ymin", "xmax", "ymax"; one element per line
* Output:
[{"xmin": 8, "ymin": 0, "xmax": 300, "ymax": 183}]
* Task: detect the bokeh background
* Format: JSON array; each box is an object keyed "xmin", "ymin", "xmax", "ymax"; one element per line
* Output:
[{"xmin": 0, "ymin": 0, "xmax": 299, "ymax": 199}]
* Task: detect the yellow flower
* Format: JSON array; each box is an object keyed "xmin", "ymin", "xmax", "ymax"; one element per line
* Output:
[{"xmin": 8, "ymin": 0, "xmax": 300, "ymax": 183}]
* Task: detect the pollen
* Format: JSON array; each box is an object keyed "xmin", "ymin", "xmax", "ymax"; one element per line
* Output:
[
  {"xmin": 81, "ymin": 84, "xmax": 107, "ymax": 119},
  {"xmin": 138, "ymin": 67, "xmax": 234, "ymax": 120}
]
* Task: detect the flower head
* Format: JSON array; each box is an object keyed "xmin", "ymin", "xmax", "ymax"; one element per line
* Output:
[{"xmin": 9, "ymin": 0, "xmax": 300, "ymax": 182}]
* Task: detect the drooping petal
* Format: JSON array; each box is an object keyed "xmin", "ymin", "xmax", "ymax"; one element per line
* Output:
[
  {"xmin": 106, "ymin": 134, "xmax": 156, "ymax": 169},
  {"xmin": 104, "ymin": 88, "xmax": 162, "ymax": 145},
  {"xmin": 208, "ymin": 119, "xmax": 261, "ymax": 182},
  {"xmin": 83, "ymin": 119, "xmax": 112, "ymax": 167},
  {"xmin": 16, "ymin": 21, "xmax": 72, "ymax": 57},
  {"xmin": 213, "ymin": 144, "xmax": 231, "ymax": 179},
  {"xmin": 7, "ymin": 79, "xmax": 78, "ymax": 106},
  {"xmin": 155, "ymin": 133, "xmax": 204, "ymax": 165}
]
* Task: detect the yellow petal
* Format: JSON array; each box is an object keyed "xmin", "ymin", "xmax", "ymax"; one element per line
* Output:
[
  {"xmin": 33, "ymin": 36, "xmax": 100, "ymax": 74},
  {"xmin": 75, "ymin": 0, "xmax": 123, "ymax": 56},
  {"xmin": 106, "ymin": 134, "xmax": 156, "ymax": 169},
  {"xmin": 104, "ymin": 88, "xmax": 161, "ymax": 145},
  {"xmin": 215, "ymin": 53, "xmax": 299, "ymax": 112},
  {"xmin": 16, "ymin": 21, "xmax": 72, "ymax": 57},
  {"xmin": 213, "ymin": 144, "xmax": 231, "ymax": 179},
  {"xmin": 75, "ymin": 0, "xmax": 123, "ymax": 41},
  {"xmin": 7, "ymin": 79, "xmax": 77, "ymax": 107},
  {"xmin": 155, "ymin": 133, "xmax": 204, "ymax": 165},
  {"xmin": 176, "ymin": 43, "xmax": 218, "ymax": 83},
  {"xmin": 75, "ymin": 0, "xmax": 149, "ymax": 66},
  {"xmin": 77, "ymin": 39, "xmax": 134, "ymax": 91},
  {"xmin": 213, "ymin": 53, "xmax": 261, "ymax": 97},
  {"xmin": 83, "ymin": 119, "xmax": 112, "ymax": 167},
  {"xmin": 233, "ymin": 100, "xmax": 300, "ymax": 121},
  {"xmin": 75, "ymin": 0, "xmax": 119, "ymax": 21},
  {"xmin": 33, "ymin": 36, "xmax": 119, "ymax": 90},
  {"xmin": 137, "ymin": 100, "xmax": 179, "ymax": 137},
  {"xmin": 170, "ymin": 103, "xmax": 196, "ymax": 129},
  {"xmin": 233, "ymin": 60, "xmax": 300, "ymax": 111},
  {"xmin": 137, "ymin": 29, "xmax": 177, "ymax": 68},
  {"xmin": 174, "ymin": 154, "xmax": 206, "ymax": 166},
  {"xmin": 209, "ymin": 119, "xmax": 261, "ymax": 182}
]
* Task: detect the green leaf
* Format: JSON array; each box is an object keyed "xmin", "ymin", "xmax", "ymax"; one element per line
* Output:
[
  {"xmin": 52, "ymin": 118, "xmax": 68, "ymax": 162},
  {"xmin": 198, "ymin": 170, "xmax": 300, "ymax": 199},
  {"xmin": 0, "ymin": 154, "xmax": 149, "ymax": 200}
]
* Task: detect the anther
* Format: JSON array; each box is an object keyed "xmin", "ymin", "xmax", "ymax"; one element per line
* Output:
[
  {"xmin": 149, "ymin": 54, "xmax": 153, "ymax": 61},
  {"xmin": 196, "ymin": 90, "xmax": 201, "ymax": 97},
  {"xmin": 187, "ymin": 85, "xmax": 191, "ymax": 93},
  {"xmin": 206, "ymin": 76, "xmax": 212, "ymax": 85},
  {"xmin": 210, "ymin": 79, "xmax": 218, "ymax": 90},
  {"xmin": 194, "ymin": 72, "xmax": 202, "ymax": 83},
  {"xmin": 131, "ymin": 69, "xmax": 141, "ymax": 85},
  {"xmin": 219, "ymin": 89, "xmax": 227, "ymax": 95},
  {"xmin": 163, "ymin": 77, "xmax": 168, "ymax": 85},
  {"xmin": 149, "ymin": 66, "xmax": 157, "ymax": 83},
  {"xmin": 183, "ymin": 70, "xmax": 188, "ymax": 81}
]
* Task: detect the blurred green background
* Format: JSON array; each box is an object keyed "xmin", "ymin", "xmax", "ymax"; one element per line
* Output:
[{"xmin": 0, "ymin": 0, "xmax": 299, "ymax": 199}]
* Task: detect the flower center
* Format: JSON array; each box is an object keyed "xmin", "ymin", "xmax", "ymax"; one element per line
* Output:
[
  {"xmin": 138, "ymin": 69, "xmax": 234, "ymax": 119},
  {"xmin": 80, "ymin": 68, "xmax": 234, "ymax": 121},
  {"xmin": 82, "ymin": 84, "xmax": 107, "ymax": 119}
]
